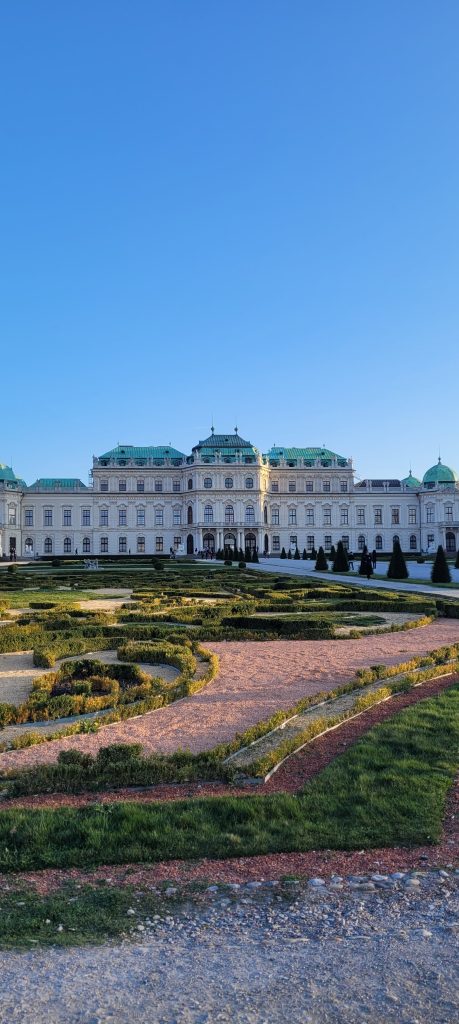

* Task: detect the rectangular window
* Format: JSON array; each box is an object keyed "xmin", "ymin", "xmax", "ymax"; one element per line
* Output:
[
  {"xmin": 357, "ymin": 507, "xmax": 365, "ymax": 525},
  {"xmin": 8, "ymin": 507, "xmax": 16, "ymax": 525},
  {"xmin": 136, "ymin": 479, "xmax": 144, "ymax": 492},
  {"xmin": 155, "ymin": 509, "xmax": 164, "ymax": 526},
  {"xmin": 408, "ymin": 507, "xmax": 417, "ymax": 525},
  {"xmin": 341, "ymin": 535, "xmax": 349, "ymax": 549},
  {"xmin": 44, "ymin": 509, "xmax": 53, "ymax": 527},
  {"xmin": 119, "ymin": 536, "xmax": 127, "ymax": 553},
  {"xmin": 426, "ymin": 508, "xmax": 434, "ymax": 523},
  {"xmin": 288, "ymin": 509, "xmax": 297, "ymax": 525},
  {"xmin": 173, "ymin": 509, "xmax": 181, "ymax": 526},
  {"xmin": 100, "ymin": 536, "xmax": 108, "ymax": 553},
  {"xmin": 288, "ymin": 481, "xmax": 296, "ymax": 493},
  {"xmin": 25, "ymin": 509, "xmax": 34, "ymax": 527},
  {"xmin": 374, "ymin": 507, "xmax": 382, "ymax": 525},
  {"xmin": 118, "ymin": 479, "xmax": 126, "ymax": 492},
  {"xmin": 323, "ymin": 508, "xmax": 331, "ymax": 526},
  {"xmin": 306, "ymin": 508, "xmax": 314, "ymax": 525},
  {"xmin": 324, "ymin": 534, "xmax": 332, "ymax": 550},
  {"xmin": 340, "ymin": 508, "xmax": 348, "ymax": 526},
  {"xmin": 137, "ymin": 536, "xmax": 145, "ymax": 553},
  {"xmin": 323, "ymin": 481, "xmax": 330, "ymax": 493},
  {"xmin": 82, "ymin": 509, "xmax": 91, "ymax": 527},
  {"xmin": 118, "ymin": 509, "xmax": 127, "ymax": 526},
  {"xmin": 173, "ymin": 480, "xmax": 181, "ymax": 492},
  {"xmin": 100, "ymin": 480, "xmax": 108, "ymax": 492},
  {"xmin": 99, "ymin": 509, "xmax": 108, "ymax": 527},
  {"xmin": 154, "ymin": 480, "xmax": 163, "ymax": 492},
  {"xmin": 410, "ymin": 535, "xmax": 417, "ymax": 550},
  {"xmin": 305, "ymin": 481, "xmax": 313, "ymax": 493},
  {"xmin": 391, "ymin": 508, "xmax": 400, "ymax": 525},
  {"xmin": 173, "ymin": 536, "xmax": 181, "ymax": 549},
  {"xmin": 290, "ymin": 535, "xmax": 297, "ymax": 547},
  {"xmin": 427, "ymin": 533, "xmax": 434, "ymax": 547},
  {"xmin": 307, "ymin": 534, "xmax": 315, "ymax": 549},
  {"xmin": 136, "ymin": 508, "xmax": 145, "ymax": 527},
  {"xmin": 340, "ymin": 481, "xmax": 348, "ymax": 492},
  {"xmin": 271, "ymin": 482, "xmax": 279, "ymax": 493},
  {"xmin": 155, "ymin": 537, "xmax": 163, "ymax": 552},
  {"xmin": 63, "ymin": 509, "xmax": 72, "ymax": 527},
  {"xmin": 271, "ymin": 508, "xmax": 279, "ymax": 525},
  {"xmin": 272, "ymin": 535, "xmax": 280, "ymax": 551},
  {"xmin": 445, "ymin": 506, "xmax": 453, "ymax": 522}
]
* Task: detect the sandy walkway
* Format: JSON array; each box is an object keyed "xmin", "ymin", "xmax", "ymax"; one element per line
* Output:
[{"xmin": 1, "ymin": 618, "xmax": 458, "ymax": 771}]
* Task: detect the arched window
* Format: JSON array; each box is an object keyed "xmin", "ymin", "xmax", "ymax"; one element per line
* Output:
[
  {"xmin": 188, "ymin": 478, "xmax": 193, "ymax": 490},
  {"xmin": 410, "ymin": 534, "xmax": 417, "ymax": 550},
  {"xmin": 224, "ymin": 505, "xmax": 234, "ymax": 524},
  {"xmin": 375, "ymin": 535, "xmax": 383, "ymax": 550},
  {"xmin": 24, "ymin": 538, "xmax": 34, "ymax": 555},
  {"xmin": 203, "ymin": 477, "xmax": 212, "ymax": 489},
  {"xmin": 187, "ymin": 505, "xmax": 193, "ymax": 524},
  {"xmin": 264, "ymin": 504, "xmax": 268, "ymax": 524},
  {"xmin": 225, "ymin": 477, "xmax": 233, "ymax": 489},
  {"xmin": 393, "ymin": 534, "xmax": 400, "ymax": 545},
  {"xmin": 44, "ymin": 537, "xmax": 52, "ymax": 554},
  {"xmin": 357, "ymin": 534, "xmax": 366, "ymax": 551},
  {"xmin": 83, "ymin": 537, "xmax": 91, "ymax": 553},
  {"xmin": 204, "ymin": 504, "xmax": 213, "ymax": 523},
  {"xmin": 245, "ymin": 477, "xmax": 254, "ymax": 489},
  {"xmin": 63, "ymin": 537, "xmax": 72, "ymax": 554},
  {"xmin": 245, "ymin": 505, "xmax": 255, "ymax": 524},
  {"xmin": 446, "ymin": 531, "xmax": 456, "ymax": 553}
]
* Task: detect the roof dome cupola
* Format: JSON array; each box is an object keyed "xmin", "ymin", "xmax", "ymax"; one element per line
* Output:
[{"xmin": 422, "ymin": 457, "xmax": 459, "ymax": 487}]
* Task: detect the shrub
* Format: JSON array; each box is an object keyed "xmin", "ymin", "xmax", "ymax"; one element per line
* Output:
[
  {"xmin": 315, "ymin": 546, "xmax": 328, "ymax": 571},
  {"xmin": 7, "ymin": 564, "xmax": 18, "ymax": 574},
  {"xmin": 51, "ymin": 559, "xmax": 61, "ymax": 568},
  {"xmin": 238, "ymin": 561, "xmax": 246, "ymax": 569},
  {"xmin": 302, "ymin": 549, "xmax": 307, "ymax": 560},
  {"xmin": 333, "ymin": 541, "xmax": 349, "ymax": 573},
  {"xmin": 294, "ymin": 547, "xmax": 301, "ymax": 560},
  {"xmin": 431, "ymin": 545, "xmax": 451, "ymax": 584},
  {"xmin": 456, "ymin": 549, "xmax": 459, "ymax": 570},
  {"xmin": 387, "ymin": 540, "xmax": 409, "ymax": 580},
  {"xmin": 280, "ymin": 548, "xmax": 287, "ymax": 559},
  {"xmin": 224, "ymin": 559, "xmax": 232, "ymax": 566},
  {"xmin": 287, "ymin": 549, "xmax": 292, "ymax": 559}
]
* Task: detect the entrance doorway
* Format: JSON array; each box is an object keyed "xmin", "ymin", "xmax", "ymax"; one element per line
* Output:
[
  {"xmin": 245, "ymin": 532, "xmax": 256, "ymax": 554},
  {"xmin": 9, "ymin": 537, "xmax": 16, "ymax": 557},
  {"xmin": 203, "ymin": 533, "xmax": 215, "ymax": 553},
  {"xmin": 187, "ymin": 534, "xmax": 194, "ymax": 555}
]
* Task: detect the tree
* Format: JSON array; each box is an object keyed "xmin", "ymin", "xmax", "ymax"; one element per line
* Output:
[
  {"xmin": 358, "ymin": 546, "xmax": 369, "ymax": 575},
  {"xmin": 387, "ymin": 539, "xmax": 409, "ymax": 579},
  {"xmin": 455, "ymin": 548, "xmax": 459, "ymax": 570},
  {"xmin": 431, "ymin": 544, "xmax": 451, "ymax": 583},
  {"xmin": 294, "ymin": 546, "xmax": 300, "ymax": 560},
  {"xmin": 333, "ymin": 540, "xmax": 349, "ymax": 573},
  {"xmin": 245, "ymin": 548, "xmax": 252, "ymax": 562},
  {"xmin": 330, "ymin": 545, "xmax": 336, "ymax": 563},
  {"xmin": 315, "ymin": 546, "xmax": 328, "ymax": 571},
  {"xmin": 287, "ymin": 548, "xmax": 292, "ymax": 559},
  {"xmin": 252, "ymin": 549, "xmax": 259, "ymax": 563},
  {"xmin": 280, "ymin": 547, "xmax": 287, "ymax": 559},
  {"xmin": 302, "ymin": 548, "xmax": 307, "ymax": 560},
  {"xmin": 311, "ymin": 547, "xmax": 317, "ymax": 560}
]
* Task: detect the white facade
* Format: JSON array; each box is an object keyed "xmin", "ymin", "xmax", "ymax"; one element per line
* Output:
[{"xmin": 1, "ymin": 434, "xmax": 458, "ymax": 559}]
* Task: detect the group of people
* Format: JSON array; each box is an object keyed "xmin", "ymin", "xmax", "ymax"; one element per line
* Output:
[{"xmin": 354, "ymin": 547, "xmax": 377, "ymax": 579}]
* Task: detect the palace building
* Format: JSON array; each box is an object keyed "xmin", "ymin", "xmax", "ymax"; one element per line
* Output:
[{"xmin": 1, "ymin": 430, "xmax": 458, "ymax": 559}]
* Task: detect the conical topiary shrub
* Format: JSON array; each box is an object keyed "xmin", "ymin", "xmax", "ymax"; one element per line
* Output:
[
  {"xmin": 431, "ymin": 544, "xmax": 451, "ymax": 583},
  {"xmin": 333, "ymin": 540, "xmax": 349, "ymax": 573},
  {"xmin": 280, "ymin": 547, "xmax": 287, "ymax": 559},
  {"xmin": 387, "ymin": 539, "xmax": 409, "ymax": 580},
  {"xmin": 455, "ymin": 548, "xmax": 459, "ymax": 570},
  {"xmin": 330, "ymin": 545, "xmax": 336, "ymax": 563},
  {"xmin": 287, "ymin": 548, "xmax": 292, "ymax": 559},
  {"xmin": 311, "ymin": 547, "xmax": 317, "ymax": 560},
  {"xmin": 315, "ymin": 546, "xmax": 328, "ymax": 571},
  {"xmin": 294, "ymin": 546, "xmax": 300, "ymax": 560},
  {"xmin": 252, "ymin": 549, "xmax": 259, "ymax": 563},
  {"xmin": 302, "ymin": 548, "xmax": 307, "ymax": 560}
]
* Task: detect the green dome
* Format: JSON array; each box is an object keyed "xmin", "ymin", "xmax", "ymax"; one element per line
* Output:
[
  {"xmin": 401, "ymin": 472, "xmax": 421, "ymax": 489},
  {"xmin": 422, "ymin": 458, "xmax": 459, "ymax": 485}
]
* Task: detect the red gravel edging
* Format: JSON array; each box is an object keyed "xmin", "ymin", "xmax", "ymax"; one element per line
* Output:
[{"xmin": 0, "ymin": 674, "xmax": 457, "ymax": 894}]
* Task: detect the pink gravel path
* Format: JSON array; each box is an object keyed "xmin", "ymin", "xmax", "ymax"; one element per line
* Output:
[{"xmin": 1, "ymin": 619, "xmax": 458, "ymax": 772}]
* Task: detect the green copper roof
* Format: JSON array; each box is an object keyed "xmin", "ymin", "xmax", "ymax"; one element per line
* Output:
[
  {"xmin": 98, "ymin": 445, "xmax": 186, "ymax": 461},
  {"xmin": 193, "ymin": 432, "xmax": 256, "ymax": 452},
  {"xmin": 401, "ymin": 472, "xmax": 421, "ymax": 488},
  {"xmin": 0, "ymin": 463, "xmax": 19, "ymax": 483},
  {"xmin": 265, "ymin": 446, "xmax": 348, "ymax": 464},
  {"xmin": 423, "ymin": 458, "xmax": 459, "ymax": 485},
  {"xmin": 28, "ymin": 478, "xmax": 88, "ymax": 490}
]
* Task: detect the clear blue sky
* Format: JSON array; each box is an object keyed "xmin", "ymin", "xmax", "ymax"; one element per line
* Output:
[{"xmin": 1, "ymin": 1, "xmax": 458, "ymax": 485}]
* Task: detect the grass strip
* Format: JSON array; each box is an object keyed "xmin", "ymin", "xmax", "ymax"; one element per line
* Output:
[{"xmin": 0, "ymin": 685, "xmax": 457, "ymax": 871}]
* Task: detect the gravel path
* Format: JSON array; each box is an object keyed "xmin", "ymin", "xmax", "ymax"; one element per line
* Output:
[
  {"xmin": 1, "ymin": 618, "xmax": 458, "ymax": 771},
  {"xmin": 0, "ymin": 872, "xmax": 457, "ymax": 1024}
]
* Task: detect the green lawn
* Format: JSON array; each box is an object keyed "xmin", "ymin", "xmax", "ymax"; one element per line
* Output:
[{"xmin": 1, "ymin": 685, "xmax": 457, "ymax": 872}]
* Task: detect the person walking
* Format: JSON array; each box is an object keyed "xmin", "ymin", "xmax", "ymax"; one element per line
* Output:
[{"xmin": 371, "ymin": 549, "xmax": 377, "ymax": 570}]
